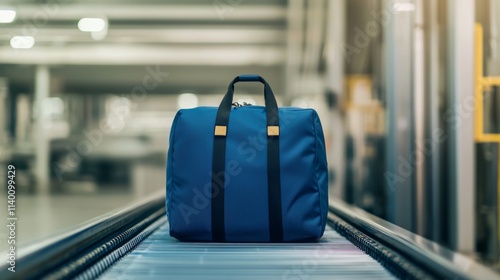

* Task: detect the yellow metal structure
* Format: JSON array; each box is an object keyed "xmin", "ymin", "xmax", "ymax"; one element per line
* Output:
[
  {"xmin": 475, "ymin": 24, "xmax": 500, "ymax": 142},
  {"xmin": 344, "ymin": 75, "xmax": 385, "ymax": 136},
  {"xmin": 474, "ymin": 23, "xmax": 500, "ymax": 246},
  {"xmin": 345, "ymin": 75, "xmax": 375, "ymax": 109}
]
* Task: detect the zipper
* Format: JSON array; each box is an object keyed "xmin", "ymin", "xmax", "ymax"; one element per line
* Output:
[{"xmin": 232, "ymin": 102, "xmax": 252, "ymax": 108}]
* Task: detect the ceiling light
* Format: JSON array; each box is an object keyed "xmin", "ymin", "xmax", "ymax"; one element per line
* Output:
[
  {"xmin": 10, "ymin": 36, "xmax": 35, "ymax": 49},
  {"xmin": 177, "ymin": 93, "xmax": 198, "ymax": 109},
  {"xmin": 78, "ymin": 18, "xmax": 106, "ymax": 32},
  {"xmin": 291, "ymin": 98, "xmax": 310, "ymax": 108},
  {"xmin": 0, "ymin": 9, "xmax": 16, "ymax": 23},
  {"xmin": 393, "ymin": 3, "xmax": 415, "ymax": 12}
]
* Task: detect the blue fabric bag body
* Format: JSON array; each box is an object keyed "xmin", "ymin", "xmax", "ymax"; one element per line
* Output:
[{"xmin": 166, "ymin": 75, "xmax": 328, "ymax": 242}]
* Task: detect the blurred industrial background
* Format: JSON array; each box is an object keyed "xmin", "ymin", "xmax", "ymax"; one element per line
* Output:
[{"xmin": 0, "ymin": 0, "xmax": 500, "ymax": 271}]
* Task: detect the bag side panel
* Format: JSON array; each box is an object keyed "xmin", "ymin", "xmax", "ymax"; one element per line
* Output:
[
  {"xmin": 166, "ymin": 110, "xmax": 181, "ymax": 227},
  {"xmin": 168, "ymin": 108, "xmax": 217, "ymax": 241},
  {"xmin": 280, "ymin": 109, "xmax": 323, "ymax": 241},
  {"xmin": 313, "ymin": 111, "xmax": 329, "ymax": 237}
]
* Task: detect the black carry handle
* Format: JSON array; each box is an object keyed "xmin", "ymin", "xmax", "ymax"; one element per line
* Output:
[
  {"xmin": 211, "ymin": 74, "xmax": 284, "ymax": 242},
  {"xmin": 215, "ymin": 74, "xmax": 280, "ymax": 130}
]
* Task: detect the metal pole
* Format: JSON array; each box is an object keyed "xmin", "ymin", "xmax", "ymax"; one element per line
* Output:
[
  {"xmin": 447, "ymin": 0, "xmax": 475, "ymax": 253},
  {"xmin": 384, "ymin": 0, "xmax": 415, "ymax": 231},
  {"xmin": 414, "ymin": 0, "xmax": 426, "ymax": 236},
  {"xmin": 423, "ymin": 0, "xmax": 442, "ymax": 242},
  {"xmin": 492, "ymin": 0, "xmax": 500, "ymax": 260},
  {"xmin": 34, "ymin": 65, "xmax": 50, "ymax": 194},
  {"xmin": 0, "ymin": 78, "xmax": 8, "ymax": 191},
  {"xmin": 285, "ymin": 0, "xmax": 304, "ymax": 102},
  {"xmin": 326, "ymin": 0, "xmax": 346, "ymax": 201},
  {"xmin": 0, "ymin": 78, "xmax": 7, "ymax": 145},
  {"xmin": 489, "ymin": 0, "xmax": 500, "ymax": 75}
]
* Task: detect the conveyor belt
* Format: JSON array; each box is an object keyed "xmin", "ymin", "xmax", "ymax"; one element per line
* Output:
[
  {"xmin": 96, "ymin": 220, "xmax": 395, "ymax": 280},
  {"xmin": 1, "ymin": 193, "xmax": 498, "ymax": 280}
]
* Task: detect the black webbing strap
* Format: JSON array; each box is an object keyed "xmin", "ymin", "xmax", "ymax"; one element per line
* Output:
[
  {"xmin": 267, "ymin": 131, "xmax": 283, "ymax": 242},
  {"xmin": 211, "ymin": 136, "xmax": 227, "ymax": 242},
  {"xmin": 211, "ymin": 74, "xmax": 283, "ymax": 242}
]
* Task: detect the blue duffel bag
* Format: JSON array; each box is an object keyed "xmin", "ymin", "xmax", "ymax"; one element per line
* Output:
[{"xmin": 166, "ymin": 74, "xmax": 328, "ymax": 242}]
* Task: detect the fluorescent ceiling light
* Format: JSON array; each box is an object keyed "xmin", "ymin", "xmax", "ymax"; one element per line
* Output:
[
  {"xmin": 393, "ymin": 3, "xmax": 415, "ymax": 12},
  {"xmin": 177, "ymin": 93, "xmax": 198, "ymax": 109},
  {"xmin": 10, "ymin": 36, "xmax": 35, "ymax": 49},
  {"xmin": 0, "ymin": 9, "xmax": 16, "ymax": 23},
  {"xmin": 78, "ymin": 18, "xmax": 106, "ymax": 32},
  {"xmin": 291, "ymin": 98, "xmax": 310, "ymax": 108}
]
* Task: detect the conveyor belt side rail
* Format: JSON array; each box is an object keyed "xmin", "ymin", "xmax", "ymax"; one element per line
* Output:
[
  {"xmin": 0, "ymin": 193, "xmax": 165, "ymax": 280},
  {"xmin": 2, "ymin": 194, "xmax": 497, "ymax": 280},
  {"xmin": 329, "ymin": 198, "xmax": 499, "ymax": 280}
]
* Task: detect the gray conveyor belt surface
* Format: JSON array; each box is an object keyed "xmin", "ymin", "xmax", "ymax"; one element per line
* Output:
[{"xmin": 99, "ymin": 223, "xmax": 395, "ymax": 280}]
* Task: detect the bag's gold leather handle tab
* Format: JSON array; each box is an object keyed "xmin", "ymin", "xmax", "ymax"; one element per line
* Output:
[
  {"xmin": 267, "ymin": 126, "xmax": 280, "ymax": 136},
  {"xmin": 214, "ymin": 125, "xmax": 227, "ymax": 136}
]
